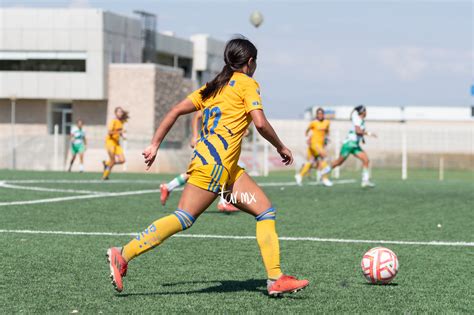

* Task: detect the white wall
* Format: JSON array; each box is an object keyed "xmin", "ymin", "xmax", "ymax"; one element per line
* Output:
[
  {"xmin": 190, "ymin": 34, "xmax": 225, "ymax": 84},
  {"xmin": 0, "ymin": 9, "xmax": 142, "ymax": 101},
  {"xmin": 311, "ymin": 105, "xmax": 474, "ymax": 122},
  {"xmin": 0, "ymin": 9, "xmax": 104, "ymax": 99}
]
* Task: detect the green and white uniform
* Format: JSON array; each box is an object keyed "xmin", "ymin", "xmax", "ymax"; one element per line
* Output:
[
  {"xmin": 71, "ymin": 126, "xmax": 86, "ymax": 154},
  {"xmin": 340, "ymin": 112, "xmax": 365, "ymax": 158}
]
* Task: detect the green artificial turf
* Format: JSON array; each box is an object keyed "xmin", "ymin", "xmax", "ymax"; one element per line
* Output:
[{"xmin": 0, "ymin": 169, "xmax": 472, "ymax": 313}]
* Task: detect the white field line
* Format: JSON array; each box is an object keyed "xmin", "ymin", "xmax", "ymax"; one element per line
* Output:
[
  {"xmin": 0, "ymin": 189, "xmax": 159, "ymax": 207},
  {"xmin": 3, "ymin": 179, "xmax": 356, "ymax": 185},
  {"xmin": 4, "ymin": 179, "xmax": 161, "ymax": 184},
  {"xmin": 0, "ymin": 182, "xmax": 103, "ymax": 195},
  {"xmin": 0, "ymin": 229, "xmax": 472, "ymax": 247},
  {"xmin": 0, "ymin": 180, "xmax": 355, "ymax": 207}
]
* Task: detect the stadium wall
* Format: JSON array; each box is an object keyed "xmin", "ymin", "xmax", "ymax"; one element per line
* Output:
[
  {"xmin": 266, "ymin": 119, "xmax": 474, "ymax": 172},
  {"xmin": 2, "ymin": 118, "xmax": 472, "ymax": 173}
]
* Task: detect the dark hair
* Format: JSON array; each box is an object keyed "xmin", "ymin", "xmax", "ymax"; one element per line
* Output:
[
  {"xmin": 350, "ymin": 104, "xmax": 366, "ymax": 119},
  {"xmin": 200, "ymin": 37, "xmax": 258, "ymax": 101},
  {"xmin": 115, "ymin": 106, "xmax": 130, "ymax": 122},
  {"xmin": 316, "ymin": 107, "xmax": 324, "ymax": 114}
]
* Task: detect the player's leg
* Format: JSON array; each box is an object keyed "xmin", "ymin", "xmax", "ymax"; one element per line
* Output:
[
  {"xmin": 108, "ymin": 182, "xmax": 218, "ymax": 292},
  {"xmin": 295, "ymin": 147, "xmax": 314, "ymax": 185},
  {"xmin": 228, "ymin": 171, "xmax": 309, "ymax": 296},
  {"xmin": 78, "ymin": 144, "xmax": 85, "ymax": 172},
  {"xmin": 107, "ymin": 165, "xmax": 226, "ymax": 292},
  {"xmin": 217, "ymin": 162, "xmax": 242, "ymax": 212},
  {"xmin": 320, "ymin": 142, "xmax": 350, "ymax": 176},
  {"xmin": 315, "ymin": 146, "xmax": 333, "ymax": 186},
  {"xmin": 160, "ymin": 173, "xmax": 190, "ymax": 206},
  {"xmin": 78, "ymin": 152, "xmax": 84, "ymax": 172},
  {"xmin": 114, "ymin": 151, "xmax": 126, "ymax": 165},
  {"xmin": 123, "ymin": 183, "xmax": 216, "ymax": 261},
  {"xmin": 68, "ymin": 153, "xmax": 76, "ymax": 172},
  {"xmin": 102, "ymin": 146, "xmax": 116, "ymax": 180},
  {"xmin": 354, "ymin": 150, "xmax": 374, "ymax": 187}
]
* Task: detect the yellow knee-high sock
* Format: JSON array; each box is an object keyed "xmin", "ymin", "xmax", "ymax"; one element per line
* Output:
[
  {"xmin": 122, "ymin": 209, "xmax": 195, "ymax": 262},
  {"xmin": 300, "ymin": 162, "xmax": 312, "ymax": 177},
  {"xmin": 256, "ymin": 207, "xmax": 282, "ymax": 280},
  {"xmin": 103, "ymin": 161, "xmax": 112, "ymax": 178}
]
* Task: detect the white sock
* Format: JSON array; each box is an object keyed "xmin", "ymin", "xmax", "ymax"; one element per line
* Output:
[
  {"xmin": 79, "ymin": 164, "xmax": 84, "ymax": 172},
  {"xmin": 321, "ymin": 166, "xmax": 332, "ymax": 175},
  {"xmin": 167, "ymin": 173, "xmax": 187, "ymax": 191},
  {"xmin": 362, "ymin": 168, "xmax": 370, "ymax": 181}
]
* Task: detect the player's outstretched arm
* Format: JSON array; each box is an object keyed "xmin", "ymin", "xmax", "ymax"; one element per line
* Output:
[
  {"xmin": 250, "ymin": 109, "xmax": 293, "ymax": 166},
  {"xmin": 190, "ymin": 110, "xmax": 203, "ymax": 148},
  {"xmin": 143, "ymin": 98, "xmax": 196, "ymax": 170}
]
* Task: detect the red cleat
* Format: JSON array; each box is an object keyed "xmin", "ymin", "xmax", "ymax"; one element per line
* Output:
[
  {"xmin": 160, "ymin": 184, "xmax": 170, "ymax": 206},
  {"xmin": 267, "ymin": 275, "xmax": 309, "ymax": 297},
  {"xmin": 217, "ymin": 201, "xmax": 239, "ymax": 212},
  {"xmin": 106, "ymin": 247, "xmax": 128, "ymax": 292}
]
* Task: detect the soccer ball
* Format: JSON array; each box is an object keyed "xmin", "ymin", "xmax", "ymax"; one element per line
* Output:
[{"xmin": 361, "ymin": 247, "xmax": 399, "ymax": 284}]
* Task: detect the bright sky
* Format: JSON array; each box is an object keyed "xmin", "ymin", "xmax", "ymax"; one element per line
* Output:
[{"xmin": 3, "ymin": 0, "xmax": 473, "ymax": 118}]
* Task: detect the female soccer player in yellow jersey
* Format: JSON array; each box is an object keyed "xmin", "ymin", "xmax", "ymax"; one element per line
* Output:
[
  {"xmin": 107, "ymin": 38, "xmax": 309, "ymax": 296},
  {"xmin": 295, "ymin": 108, "xmax": 333, "ymax": 186},
  {"xmin": 102, "ymin": 107, "xmax": 129, "ymax": 180}
]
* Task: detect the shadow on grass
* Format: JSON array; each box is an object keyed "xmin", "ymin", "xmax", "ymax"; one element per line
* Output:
[
  {"xmin": 115, "ymin": 278, "xmax": 306, "ymax": 299},
  {"xmin": 204, "ymin": 210, "xmax": 240, "ymax": 215},
  {"xmin": 362, "ymin": 282, "xmax": 399, "ymax": 286},
  {"xmin": 116, "ymin": 279, "xmax": 266, "ymax": 297}
]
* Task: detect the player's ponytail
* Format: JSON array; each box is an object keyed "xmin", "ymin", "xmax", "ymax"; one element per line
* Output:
[
  {"xmin": 121, "ymin": 110, "xmax": 129, "ymax": 122},
  {"xmin": 350, "ymin": 105, "xmax": 366, "ymax": 120},
  {"xmin": 200, "ymin": 37, "xmax": 258, "ymax": 101}
]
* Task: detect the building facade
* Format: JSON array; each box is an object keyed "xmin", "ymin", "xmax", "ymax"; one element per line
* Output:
[{"xmin": 0, "ymin": 8, "xmax": 225, "ymax": 171}]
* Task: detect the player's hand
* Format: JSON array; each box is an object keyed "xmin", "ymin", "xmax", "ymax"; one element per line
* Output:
[
  {"xmin": 190, "ymin": 137, "xmax": 198, "ymax": 148},
  {"xmin": 277, "ymin": 146, "xmax": 293, "ymax": 166},
  {"xmin": 142, "ymin": 144, "xmax": 159, "ymax": 170}
]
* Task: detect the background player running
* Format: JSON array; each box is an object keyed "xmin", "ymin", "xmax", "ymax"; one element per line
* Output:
[
  {"xmin": 68, "ymin": 119, "xmax": 87, "ymax": 172},
  {"xmin": 295, "ymin": 108, "xmax": 332, "ymax": 186},
  {"xmin": 102, "ymin": 107, "xmax": 129, "ymax": 180},
  {"xmin": 322, "ymin": 105, "xmax": 376, "ymax": 187},
  {"xmin": 107, "ymin": 37, "xmax": 309, "ymax": 297}
]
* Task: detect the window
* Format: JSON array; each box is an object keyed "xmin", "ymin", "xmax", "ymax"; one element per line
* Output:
[
  {"xmin": 50, "ymin": 103, "xmax": 72, "ymax": 135},
  {"xmin": 0, "ymin": 51, "xmax": 86, "ymax": 72},
  {"xmin": 0, "ymin": 59, "xmax": 85, "ymax": 72}
]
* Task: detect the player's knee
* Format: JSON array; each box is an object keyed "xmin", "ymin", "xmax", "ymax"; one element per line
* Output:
[{"xmin": 174, "ymin": 209, "xmax": 195, "ymax": 230}]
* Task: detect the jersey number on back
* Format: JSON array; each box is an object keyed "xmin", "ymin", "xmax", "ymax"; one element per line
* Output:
[{"xmin": 201, "ymin": 107, "xmax": 221, "ymax": 138}]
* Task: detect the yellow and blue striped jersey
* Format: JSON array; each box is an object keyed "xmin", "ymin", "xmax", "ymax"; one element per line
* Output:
[{"xmin": 186, "ymin": 72, "xmax": 263, "ymax": 174}]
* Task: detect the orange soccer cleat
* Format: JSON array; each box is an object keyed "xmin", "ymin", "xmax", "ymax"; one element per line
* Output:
[
  {"xmin": 267, "ymin": 274, "xmax": 309, "ymax": 297},
  {"xmin": 106, "ymin": 247, "xmax": 128, "ymax": 292},
  {"xmin": 160, "ymin": 184, "xmax": 170, "ymax": 206}
]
